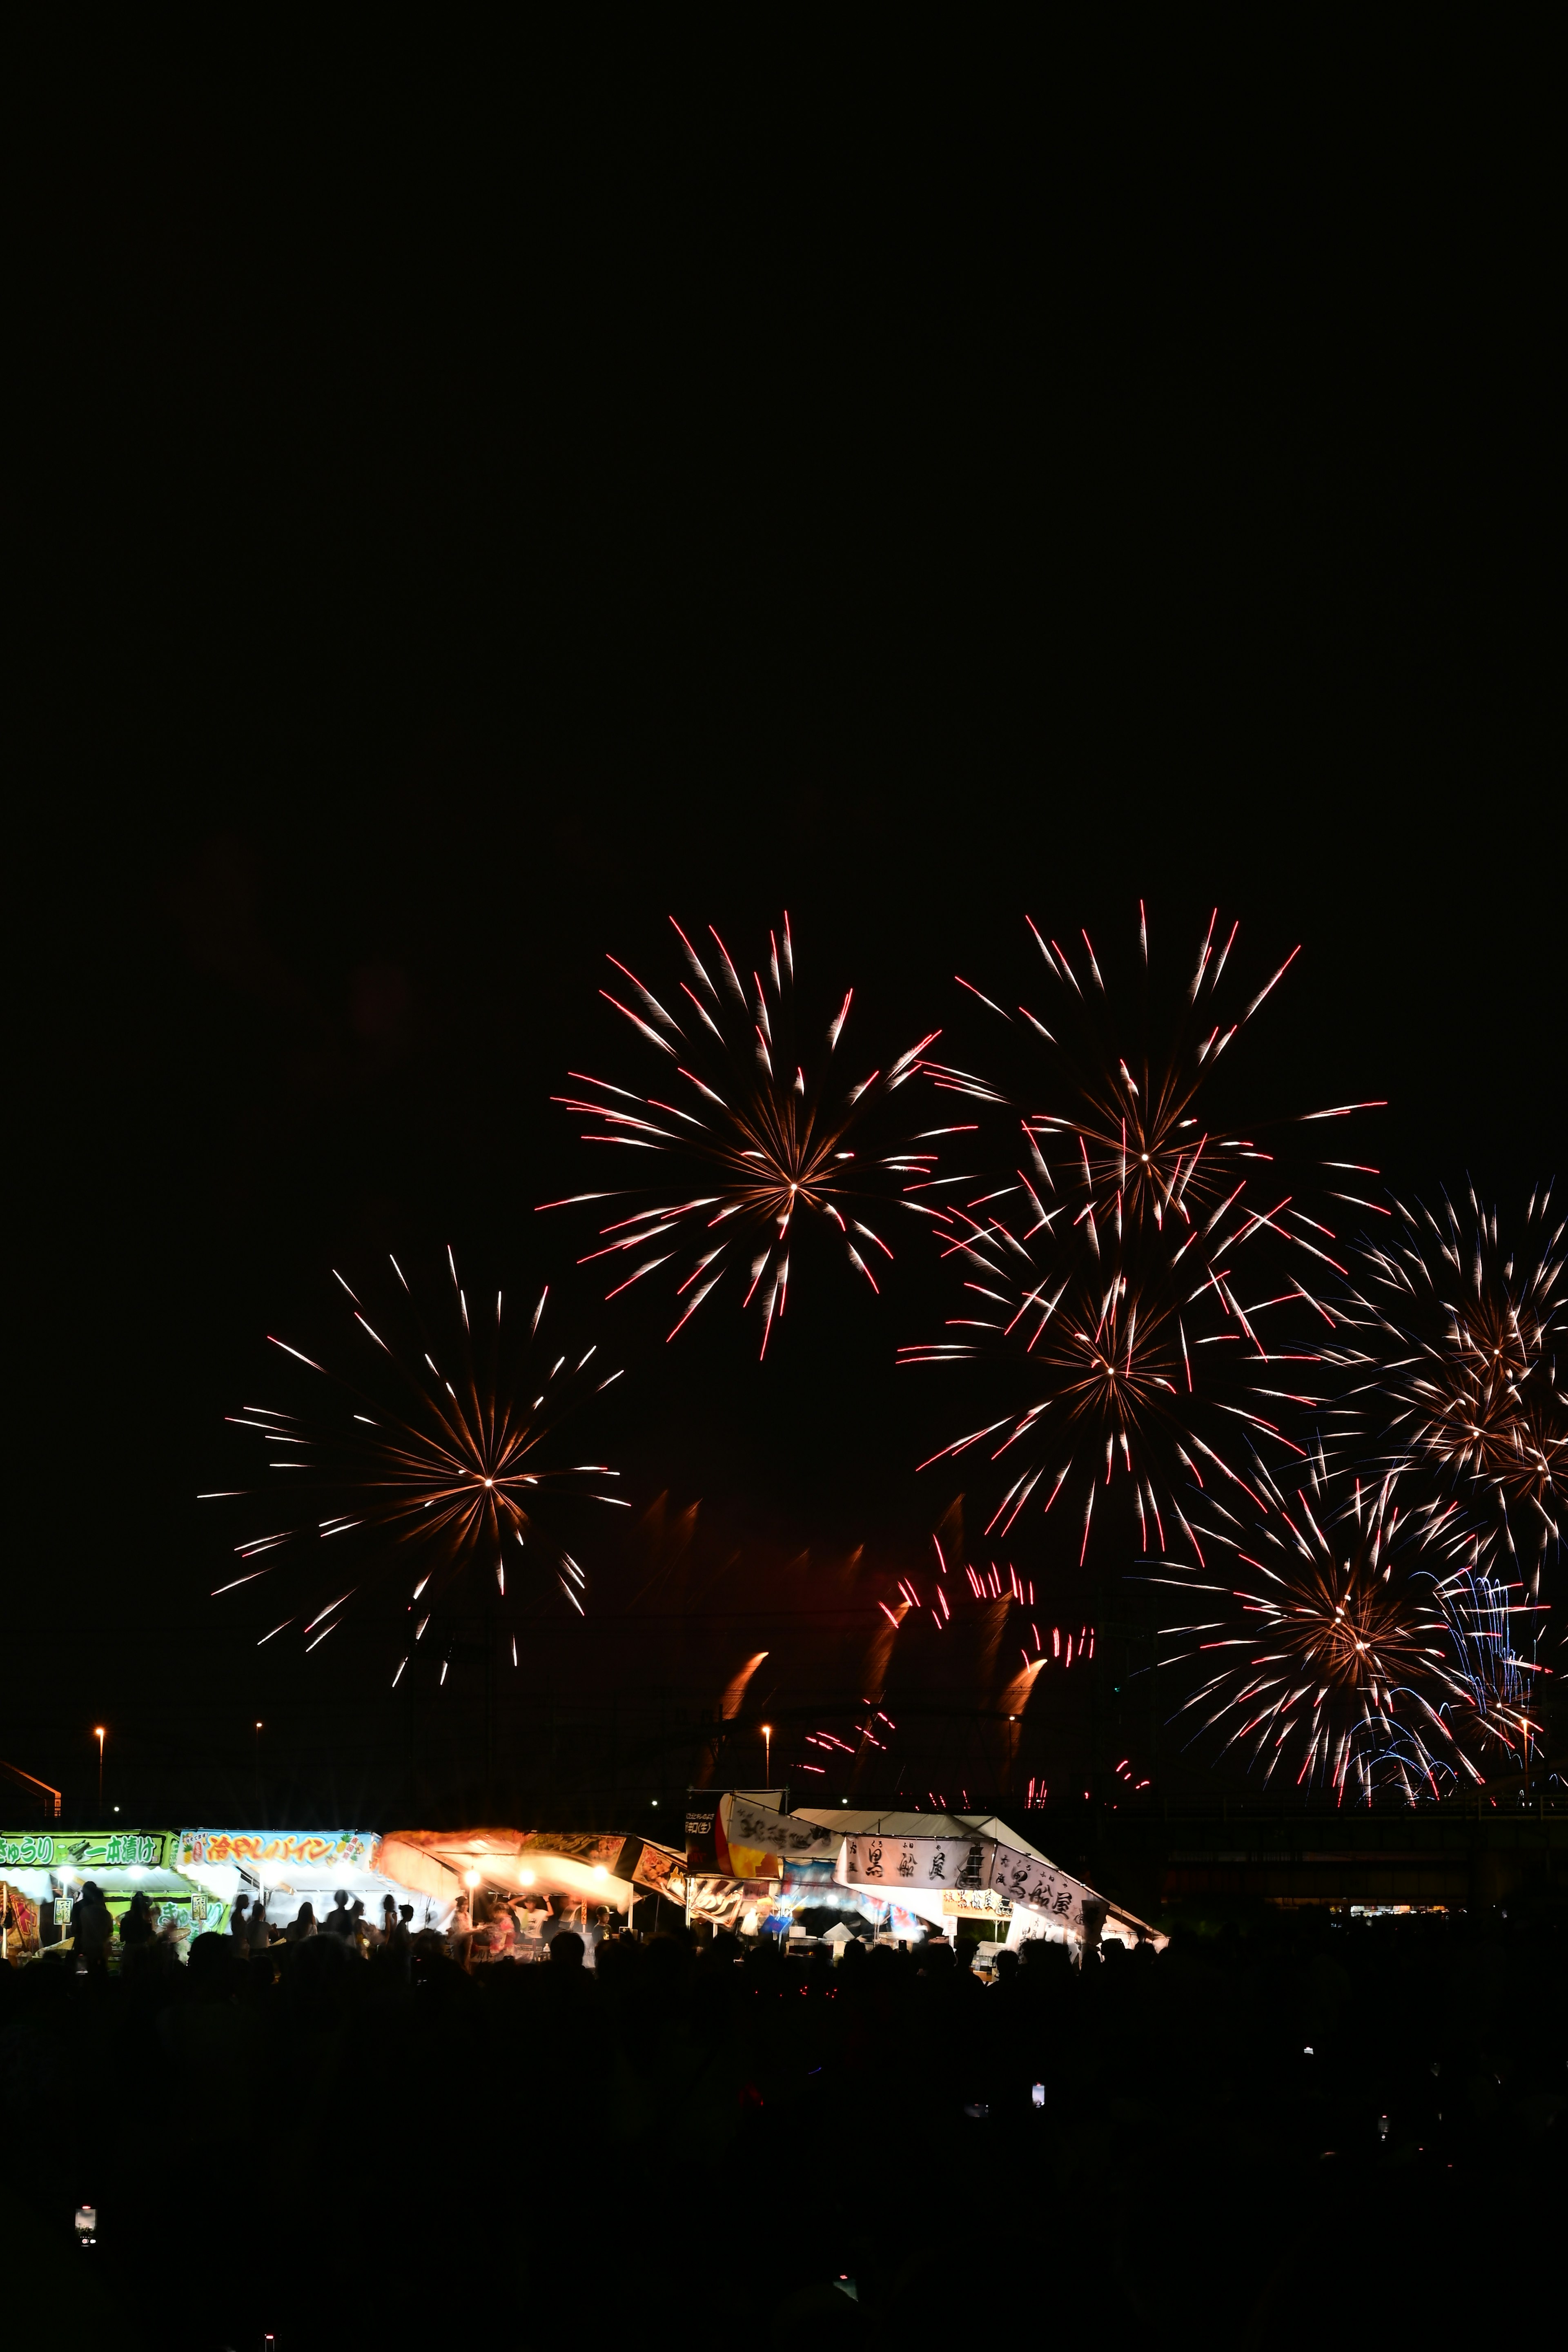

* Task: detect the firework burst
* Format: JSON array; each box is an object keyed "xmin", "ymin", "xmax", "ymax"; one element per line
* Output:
[
  {"xmin": 1336, "ymin": 1185, "xmax": 1565, "ymax": 1595},
  {"xmin": 546, "ymin": 914, "xmax": 938, "ymax": 1353},
  {"xmin": 205, "ymin": 1251, "xmax": 626, "ymax": 1678},
  {"xmin": 902, "ymin": 907, "xmax": 1381, "ymax": 1569},
  {"xmin": 922, "ymin": 905, "xmax": 1379, "ymax": 1248},
  {"xmin": 1153, "ymin": 1445, "xmax": 1528, "ymax": 1802}
]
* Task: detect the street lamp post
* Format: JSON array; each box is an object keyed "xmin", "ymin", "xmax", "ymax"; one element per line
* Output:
[
  {"xmin": 93, "ymin": 1728, "xmax": 106, "ymax": 1815},
  {"xmin": 761, "ymin": 1724, "xmax": 772, "ymax": 1788}
]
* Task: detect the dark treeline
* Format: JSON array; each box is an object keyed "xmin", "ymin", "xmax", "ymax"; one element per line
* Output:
[{"xmin": 3, "ymin": 1904, "xmax": 1561, "ymax": 2348}]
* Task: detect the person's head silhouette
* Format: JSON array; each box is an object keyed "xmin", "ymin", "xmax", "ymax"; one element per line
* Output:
[{"xmin": 548, "ymin": 1931, "xmax": 586, "ymax": 1969}]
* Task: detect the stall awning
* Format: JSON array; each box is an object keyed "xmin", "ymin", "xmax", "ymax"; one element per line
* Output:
[{"xmin": 381, "ymin": 1829, "xmax": 687, "ymax": 1912}]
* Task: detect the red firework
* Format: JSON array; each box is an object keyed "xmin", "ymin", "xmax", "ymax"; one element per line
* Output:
[
  {"xmin": 1151, "ymin": 1444, "xmax": 1531, "ymax": 1803},
  {"xmin": 546, "ymin": 913, "xmax": 938, "ymax": 1354},
  {"xmin": 205, "ymin": 1250, "xmax": 625, "ymax": 1679},
  {"xmin": 902, "ymin": 906, "xmax": 1382, "ymax": 1570}
]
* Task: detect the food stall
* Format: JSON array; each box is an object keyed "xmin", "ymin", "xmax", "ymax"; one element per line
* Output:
[
  {"xmin": 2, "ymin": 1828, "xmax": 205, "ymax": 1960},
  {"xmin": 172, "ymin": 1827, "xmax": 440, "ymax": 1939},
  {"xmin": 3, "ymin": 1823, "xmax": 689, "ymax": 1964},
  {"xmin": 683, "ymin": 1795, "xmax": 1165, "ymax": 1957},
  {"xmin": 379, "ymin": 1827, "xmax": 687, "ymax": 1958},
  {"xmin": 819, "ymin": 1807, "xmax": 1167, "ymax": 1953},
  {"xmin": 682, "ymin": 1795, "xmax": 931, "ymax": 1943},
  {"xmin": 1, "ymin": 1826, "xmax": 443, "ymax": 1962},
  {"xmin": 682, "ymin": 1789, "xmax": 795, "ymax": 1933}
]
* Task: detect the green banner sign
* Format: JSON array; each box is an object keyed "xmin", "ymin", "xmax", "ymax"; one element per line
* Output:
[{"xmin": 0, "ymin": 1831, "xmax": 167, "ymax": 1871}]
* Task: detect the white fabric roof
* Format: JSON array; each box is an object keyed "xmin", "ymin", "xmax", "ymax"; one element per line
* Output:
[{"xmin": 791, "ymin": 1808, "xmax": 1053, "ymax": 1860}]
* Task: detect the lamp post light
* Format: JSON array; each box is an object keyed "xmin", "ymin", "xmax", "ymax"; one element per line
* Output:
[
  {"xmin": 761, "ymin": 1724, "xmax": 773, "ymax": 1788},
  {"xmin": 93, "ymin": 1727, "xmax": 106, "ymax": 1814}
]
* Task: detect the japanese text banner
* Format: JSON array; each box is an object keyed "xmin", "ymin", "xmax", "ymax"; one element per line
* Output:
[
  {"xmin": 726, "ymin": 1798, "xmax": 843, "ymax": 1859},
  {"xmin": 837, "ymin": 1833, "xmax": 991, "ymax": 1893},
  {"xmin": 837, "ymin": 1833, "xmax": 1094, "ymax": 1928},
  {"xmin": 987, "ymin": 1845, "xmax": 1096, "ymax": 1928}
]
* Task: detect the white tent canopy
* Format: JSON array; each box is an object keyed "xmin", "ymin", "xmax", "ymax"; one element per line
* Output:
[{"xmin": 778, "ymin": 1804, "xmax": 1165, "ymax": 1951}]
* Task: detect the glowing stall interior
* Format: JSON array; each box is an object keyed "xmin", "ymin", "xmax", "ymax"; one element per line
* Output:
[{"xmin": 379, "ymin": 1828, "xmax": 688, "ymax": 1956}]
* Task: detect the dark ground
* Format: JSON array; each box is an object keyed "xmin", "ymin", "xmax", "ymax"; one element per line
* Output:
[{"xmin": 4, "ymin": 1902, "xmax": 1562, "ymax": 2350}]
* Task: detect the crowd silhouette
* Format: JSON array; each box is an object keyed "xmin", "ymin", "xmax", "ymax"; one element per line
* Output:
[{"xmin": 1, "ymin": 1895, "xmax": 1560, "ymax": 2348}]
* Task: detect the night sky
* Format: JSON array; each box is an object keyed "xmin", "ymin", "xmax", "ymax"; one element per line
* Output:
[{"xmin": 15, "ymin": 96, "xmax": 1560, "ymax": 1829}]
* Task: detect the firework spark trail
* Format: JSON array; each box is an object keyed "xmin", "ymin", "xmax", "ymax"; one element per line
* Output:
[
  {"xmin": 1147, "ymin": 1441, "xmax": 1528, "ymax": 1802},
  {"xmin": 206, "ymin": 1254, "xmax": 625, "ymax": 1675},
  {"xmin": 901, "ymin": 907, "xmax": 1381, "ymax": 1572},
  {"xmin": 545, "ymin": 914, "xmax": 938, "ymax": 1352},
  {"xmin": 1333, "ymin": 1186, "xmax": 1565, "ymax": 1613}
]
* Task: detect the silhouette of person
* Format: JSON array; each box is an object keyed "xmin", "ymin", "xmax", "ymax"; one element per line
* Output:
[
  {"xmin": 71, "ymin": 1881, "xmax": 113, "ymax": 1973},
  {"xmin": 120, "ymin": 1891, "xmax": 155, "ymax": 1949}
]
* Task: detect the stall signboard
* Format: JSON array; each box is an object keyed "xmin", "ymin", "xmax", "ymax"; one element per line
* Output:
[
  {"xmin": 839, "ymin": 1833, "xmax": 1094, "ymax": 1929},
  {"xmin": 2, "ymin": 1885, "xmax": 40, "ymax": 1956},
  {"xmin": 687, "ymin": 1873, "xmax": 764, "ymax": 1929},
  {"xmin": 686, "ymin": 1794, "xmax": 817, "ymax": 1884},
  {"xmin": 942, "ymin": 1889, "xmax": 1013, "ymax": 1920},
  {"xmin": 987, "ymin": 1846, "xmax": 1094, "ymax": 1927},
  {"xmin": 175, "ymin": 1829, "xmax": 379, "ymax": 1871},
  {"xmin": 519, "ymin": 1832, "xmax": 626, "ymax": 1869},
  {"xmin": 1, "ymin": 1831, "xmax": 167, "ymax": 1870},
  {"xmin": 685, "ymin": 1798, "xmax": 726, "ymax": 1876},
  {"xmin": 619, "ymin": 1839, "xmax": 686, "ymax": 1904},
  {"xmin": 725, "ymin": 1796, "xmax": 842, "ymax": 1861},
  {"xmin": 838, "ymin": 1833, "xmax": 991, "ymax": 1891}
]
